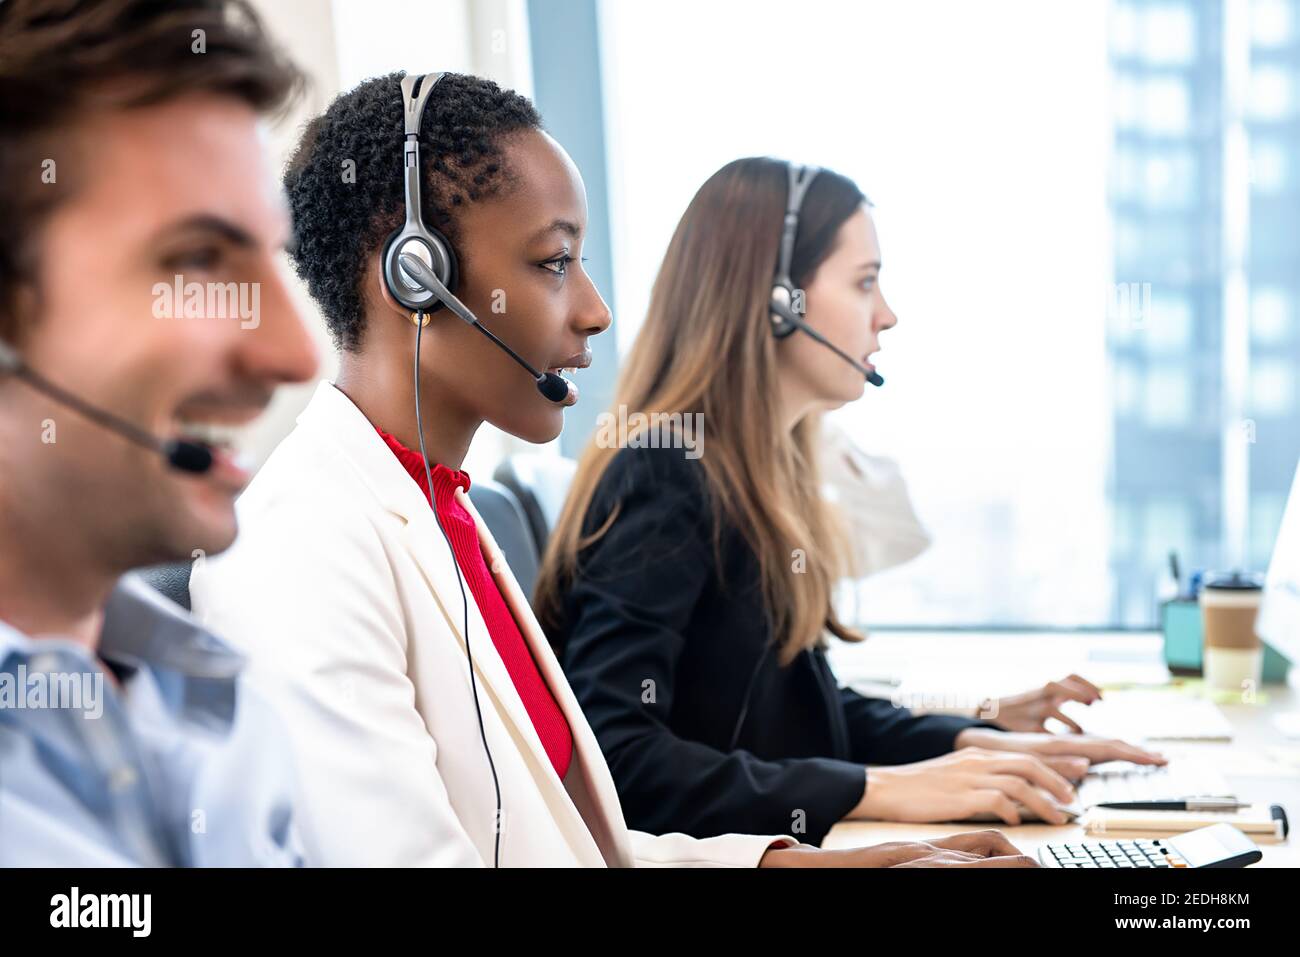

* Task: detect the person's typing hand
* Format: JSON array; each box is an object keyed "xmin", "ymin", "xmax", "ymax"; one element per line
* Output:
[
  {"xmin": 850, "ymin": 749, "xmax": 1078, "ymax": 826},
  {"xmin": 979, "ymin": 673, "xmax": 1102, "ymax": 733},
  {"xmin": 760, "ymin": 829, "xmax": 1038, "ymax": 868},
  {"xmin": 954, "ymin": 727, "xmax": 1167, "ymax": 781}
]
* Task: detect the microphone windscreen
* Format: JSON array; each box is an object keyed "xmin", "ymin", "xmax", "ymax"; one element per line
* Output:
[
  {"xmin": 867, "ymin": 370, "xmax": 885, "ymax": 387},
  {"xmin": 537, "ymin": 372, "xmax": 570, "ymax": 403},
  {"xmin": 166, "ymin": 440, "xmax": 215, "ymax": 474}
]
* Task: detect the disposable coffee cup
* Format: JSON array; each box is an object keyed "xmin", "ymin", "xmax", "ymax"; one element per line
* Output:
[{"xmin": 1200, "ymin": 571, "xmax": 1263, "ymax": 695}]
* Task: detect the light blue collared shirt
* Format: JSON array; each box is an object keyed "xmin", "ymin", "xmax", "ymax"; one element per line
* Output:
[{"xmin": 0, "ymin": 574, "xmax": 301, "ymax": 866}]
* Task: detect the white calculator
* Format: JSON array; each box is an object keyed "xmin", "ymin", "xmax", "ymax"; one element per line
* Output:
[{"xmin": 1038, "ymin": 823, "xmax": 1263, "ymax": 868}]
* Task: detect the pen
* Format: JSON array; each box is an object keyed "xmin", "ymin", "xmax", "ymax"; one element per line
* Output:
[{"xmin": 1095, "ymin": 799, "xmax": 1248, "ymax": 811}]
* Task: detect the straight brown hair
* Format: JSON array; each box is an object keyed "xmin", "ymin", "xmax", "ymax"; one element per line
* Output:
[{"xmin": 535, "ymin": 157, "xmax": 869, "ymax": 664}]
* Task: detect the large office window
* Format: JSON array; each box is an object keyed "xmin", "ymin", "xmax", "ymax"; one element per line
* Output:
[
  {"xmin": 1108, "ymin": 0, "xmax": 1300, "ymax": 626},
  {"xmin": 600, "ymin": 0, "xmax": 1113, "ymax": 626},
  {"xmin": 594, "ymin": 0, "xmax": 1300, "ymax": 628}
]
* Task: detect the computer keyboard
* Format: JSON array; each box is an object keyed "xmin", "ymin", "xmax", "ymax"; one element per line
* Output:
[
  {"xmin": 1076, "ymin": 761, "xmax": 1234, "ymax": 808},
  {"xmin": 962, "ymin": 760, "xmax": 1235, "ymax": 823}
]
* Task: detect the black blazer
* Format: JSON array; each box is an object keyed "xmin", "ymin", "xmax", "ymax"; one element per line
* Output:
[{"xmin": 548, "ymin": 444, "xmax": 989, "ymax": 846}]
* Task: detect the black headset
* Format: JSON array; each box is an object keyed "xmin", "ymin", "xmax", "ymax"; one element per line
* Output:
[
  {"xmin": 768, "ymin": 161, "xmax": 884, "ymax": 387},
  {"xmin": 769, "ymin": 162, "xmax": 822, "ymax": 340},
  {"xmin": 380, "ymin": 73, "xmax": 568, "ymax": 403},
  {"xmin": 382, "ymin": 72, "xmax": 459, "ymax": 314},
  {"xmin": 387, "ymin": 71, "xmax": 502, "ymax": 868}
]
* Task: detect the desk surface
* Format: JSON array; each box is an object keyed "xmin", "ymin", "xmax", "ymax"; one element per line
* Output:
[{"xmin": 823, "ymin": 631, "xmax": 1300, "ymax": 867}]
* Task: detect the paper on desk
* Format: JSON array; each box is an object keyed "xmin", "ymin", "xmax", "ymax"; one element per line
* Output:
[
  {"xmin": 1266, "ymin": 745, "xmax": 1300, "ymax": 770},
  {"xmin": 1155, "ymin": 743, "xmax": 1300, "ymax": 779},
  {"xmin": 1060, "ymin": 690, "xmax": 1234, "ymax": 741},
  {"xmin": 1082, "ymin": 804, "xmax": 1287, "ymax": 842},
  {"xmin": 1275, "ymin": 713, "xmax": 1300, "ymax": 740}
]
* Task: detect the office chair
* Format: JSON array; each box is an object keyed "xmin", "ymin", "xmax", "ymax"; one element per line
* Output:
[
  {"xmin": 467, "ymin": 479, "xmax": 541, "ymax": 599},
  {"xmin": 492, "ymin": 454, "xmax": 577, "ymax": 554}
]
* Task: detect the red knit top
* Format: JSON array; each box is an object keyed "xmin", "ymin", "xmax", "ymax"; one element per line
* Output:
[{"xmin": 376, "ymin": 427, "xmax": 573, "ymax": 780}]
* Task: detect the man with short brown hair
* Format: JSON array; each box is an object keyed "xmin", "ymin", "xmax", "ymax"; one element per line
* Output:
[{"xmin": 0, "ymin": 0, "xmax": 318, "ymax": 865}]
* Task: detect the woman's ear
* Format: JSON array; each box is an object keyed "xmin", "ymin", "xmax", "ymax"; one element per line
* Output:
[
  {"xmin": 373, "ymin": 251, "xmax": 413, "ymax": 320},
  {"xmin": 369, "ymin": 250, "xmax": 433, "ymax": 331}
]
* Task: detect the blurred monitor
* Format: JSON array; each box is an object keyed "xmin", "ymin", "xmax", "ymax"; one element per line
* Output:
[{"xmin": 1258, "ymin": 457, "xmax": 1300, "ymax": 671}]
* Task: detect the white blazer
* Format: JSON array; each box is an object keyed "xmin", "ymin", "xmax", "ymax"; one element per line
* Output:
[{"xmin": 191, "ymin": 382, "xmax": 793, "ymax": 867}]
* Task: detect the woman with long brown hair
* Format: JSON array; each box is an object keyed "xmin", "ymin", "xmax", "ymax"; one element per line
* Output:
[
  {"xmin": 189, "ymin": 74, "xmax": 1041, "ymax": 868},
  {"xmin": 534, "ymin": 157, "xmax": 1163, "ymax": 846}
]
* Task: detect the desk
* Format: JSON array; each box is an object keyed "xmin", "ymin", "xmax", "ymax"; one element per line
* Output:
[{"xmin": 824, "ymin": 631, "xmax": 1300, "ymax": 867}]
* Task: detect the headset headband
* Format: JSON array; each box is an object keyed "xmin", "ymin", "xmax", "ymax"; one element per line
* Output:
[
  {"xmin": 775, "ymin": 163, "xmax": 820, "ymax": 288},
  {"xmin": 399, "ymin": 72, "xmax": 446, "ymax": 237},
  {"xmin": 384, "ymin": 72, "xmax": 457, "ymax": 312}
]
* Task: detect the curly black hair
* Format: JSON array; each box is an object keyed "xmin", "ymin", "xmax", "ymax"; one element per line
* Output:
[{"xmin": 283, "ymin": 71, "xmax": 542, "ymax": 350}]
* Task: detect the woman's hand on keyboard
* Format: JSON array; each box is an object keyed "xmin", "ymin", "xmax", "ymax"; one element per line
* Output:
[
  {"xmin": 850, "ymin": 749, "xmax": 1077, "ymax": 825},
  {"xmin": 953, "ymin": 728, "xmax": 1167, "ymax": 774},
  {"xmin": 978, "ymin": 673, "xmax": 1102, "ymax": 733}
]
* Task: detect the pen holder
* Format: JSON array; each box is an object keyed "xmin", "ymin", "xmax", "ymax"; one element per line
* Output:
[{"xmin": 1160, "ymin": 598, "xmax": 1292, "ymax": 682}]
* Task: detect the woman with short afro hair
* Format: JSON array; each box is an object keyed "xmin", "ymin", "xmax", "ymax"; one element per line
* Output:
[{"xmin": 190, "ymin": 71, "xmax": 1035, "ymax": 869}]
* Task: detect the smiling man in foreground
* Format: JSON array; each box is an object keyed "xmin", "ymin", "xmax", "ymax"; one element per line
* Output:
[{"xmin": 0, "ymin": 0, "xmax": 317, "ymax": 865}]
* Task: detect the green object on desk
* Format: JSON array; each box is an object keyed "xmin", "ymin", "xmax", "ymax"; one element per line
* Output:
[{"xmin": 1161, "ymin": 598, "xmax": 1292, "ymax": 682}]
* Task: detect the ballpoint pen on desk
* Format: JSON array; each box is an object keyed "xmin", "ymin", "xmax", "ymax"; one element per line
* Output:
[{"xmin": 1095, "ymin": 799, "xmax": 1249, "ymax": 811}]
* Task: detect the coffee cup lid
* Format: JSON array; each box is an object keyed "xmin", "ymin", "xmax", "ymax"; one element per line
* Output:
[{"xmin": 1204, "ymin": 570, "xmax": 1263, "ymax": 590}]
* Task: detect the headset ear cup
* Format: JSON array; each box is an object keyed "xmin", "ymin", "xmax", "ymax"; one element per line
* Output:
[
  {"xmin": 382, "ymin": 229, "xmax": 422, "ymax": 310},
  {"xmin": 383, "ymin": 227, "xmax": 460, "ymax": 312},
  {"xmin": 770, "ymin": 285, "xmax": 798, "ymax": 339},
  {"xmin": 381, "ymin": 229, "xmax": 406, "ymax": 305},
  {"xmin": 426, "ymin": 226, "xmax": 459, "ymax": 299},
  {"xmin": 770, "ymin": 311, "xmax": 796, "ymax": 339}
]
